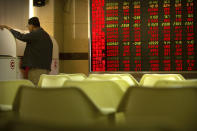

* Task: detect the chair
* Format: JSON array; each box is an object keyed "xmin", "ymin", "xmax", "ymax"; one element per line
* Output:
[
  {"xmin": 111, "ymin": 80, "xmax": 131, "ymax": 92},
  {"xmin": 64, "ymin": 80, "xmax": 124, "ymax": 114},
  {"xmin": 154, "ymin": 79, "xmax": 197, "ymax": 88},
  {"xmin": 87, "ymin": 77, "xmax": 130, "ymax": 92},
  {"xmin": 59, "ymin": 73, "xmax": 87, "ymax": 81},
  {"xmin": 139, "ymin": 74, "xmax": 185, "ymax": 87},
  {"xmin": 2, "ymin": 119, "xmax": 175, "ymax": 131},
  {"xmin": 38, "ymin": 74, "xmax": 70, "ymax": 88},
  {"xmin": 88, "ymin": 74, "xmax": 138, "ymax": 92},
  {"xmin": 88, "ymin": 74, "xmax": 139, "ymax": 86},
  {"xmin": 13, "ymin": 87, "xmax": 110, "ymax": 126},
  {"xmin": 116, "ymin": 87, "xmax": 197, "ymax": 129},
  {"xmin": 0, "ymin": 80, "xmax": 34, "ymax": 110}
]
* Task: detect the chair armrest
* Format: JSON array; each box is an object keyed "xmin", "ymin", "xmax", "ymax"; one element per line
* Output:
[
  {"xmin": 99, "ymin": 108, "xmax": 116, "ymax": 115},
  {"xmin": 114, "ymin": 112, "xmax": 126, "ymax": 125},
  {"xmin": 0, "ymin": 105, "xmax": 12, "ymax": 111}
]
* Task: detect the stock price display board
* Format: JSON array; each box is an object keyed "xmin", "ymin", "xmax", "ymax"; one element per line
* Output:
[{"xmin": 90, "ymin": 0, "xmax": 197, "ymax": 71}]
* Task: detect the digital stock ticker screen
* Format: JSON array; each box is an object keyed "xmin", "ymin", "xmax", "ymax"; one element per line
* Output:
[{"xmin": 90, "ymin": 0, "xmax": 197, "ymax": 72}]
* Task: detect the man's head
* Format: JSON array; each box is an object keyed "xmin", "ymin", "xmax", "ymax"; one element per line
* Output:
[{"xmin": 27, "ymin": 17, "xmax": 40, "ymax": 32}]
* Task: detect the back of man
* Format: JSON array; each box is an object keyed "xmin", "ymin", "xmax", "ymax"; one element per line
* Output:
[
  {"xmin": 18, "ymin": 28, "xmax": 53, "ymax": 85},
  {"xmin": 12, "ymin": 27, "xmax": 53, "ymax": 70},
  {"xmin": 0, "ymin": 17, "xmax": 53, "ymax": 85}
]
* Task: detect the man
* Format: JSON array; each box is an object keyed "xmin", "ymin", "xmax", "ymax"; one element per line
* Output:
[{"xmin": 0, "ymin": 17, "xmax": 53, "ymax": 85}]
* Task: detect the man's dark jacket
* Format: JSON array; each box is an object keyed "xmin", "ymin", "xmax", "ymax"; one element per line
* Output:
[{"xmin": 10, "ymin": 28, "xmax": 53, "ymax": 70}]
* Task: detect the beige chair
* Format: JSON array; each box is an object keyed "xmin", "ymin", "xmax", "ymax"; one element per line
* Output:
[
  {"xmin": 2, "ymin": 120, "xmax": 170, "ymax": 131},
  {"xmin": 2, "ymin": 120, "xmax": 169, "ymax": 131},
  {"xmin": 116, "ymin": 87, "xmax": 197, "ymax": 129},
  {"xmin": 88, "ymin": 74, "xmax": 139, "ymax": 86},
  {"xmin": 0, "ymin": 80, "xmax": 34, "ymax": 111},
  {"xmin": 13, "ymin": 87, "xmax": 110, "ymax": 126},
  {"xmin": 87, "ymin": 77, "xmax": 130, "ymax": 92},
  {"xmin": 38, "ymin": 74, "xmax": 70, "ymax": 88},
  {"xmin": 139, "ymin": 74, "xmax": 185, "ymax": 87},
  {"xmin": 64, "ymin": 80, "xmax": 124, "ymax": 114},
  {"xmin": 111, "ymin": 80, "xmax": 131, "ymax": 92},
  {"xmin": 88, "ymin": 74, "xmax": 138, "ymax": 92},
  {"xmin": 59, "ymin": 73, "xmax": 87, "ymax": 81},
  {"xmin": 154, "ymin": 79, "xmax": 197, "ymax": 88}
]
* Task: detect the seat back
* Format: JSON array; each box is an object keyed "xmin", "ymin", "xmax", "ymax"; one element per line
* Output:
[
  {"xmin": 154, "ymin": 79, "xmax": 197, "ymax": 88},
  {"xmin": 139, "ymin": 74, "xmax": 185, "ymax": 87},
  {"xmin": 111, "ymin": 80, "xmax": 131, "ymax": 92},
  {"xmin": 59, "ymin": 73, "xmax": 87, "ymax": 81},
  {"xmin": 64, "ymin": 80, "xmax": 124, "ymax": 113},
  {"xmin": 0, "ymin": 80, "xmax": 34, "ymax": 105},
  {"xmin": 110, "ymin": 74, "xmax": 139, "ymax": 86},
  {"xmin": 13, "ymin": 87, "xmax": 106, "ymax": 126},
  {"xmin": 87, "ymin": 77, "xmax": 130, "ymax": 92},
  {"xmin": 88, "ymin": 74, "xmax": 138, "ymax": 86},
  {"xmin": 38, "ymin": 75, "xmax": 70, "ymax": 88},
  {"xmin": 118, "ymin": 87, "xmax": 197, "ymax": 128}
]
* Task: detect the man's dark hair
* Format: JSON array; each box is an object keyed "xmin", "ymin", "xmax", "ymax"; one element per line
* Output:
[{"xmin": 28, "ymin": 17, "xmax": 40, "ymax": 27}]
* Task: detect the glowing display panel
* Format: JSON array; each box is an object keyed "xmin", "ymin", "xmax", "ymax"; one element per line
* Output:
[{"xmin": 90, "ymin": 0, "xmax": 197, "ymax": 71}]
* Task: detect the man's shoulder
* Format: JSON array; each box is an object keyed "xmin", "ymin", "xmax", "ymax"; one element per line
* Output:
[
  {"xmin": 37, "ymin": 28, "xmax": 49, "ymax": 35},
  {"xmin": 31, "ymin": 28, "xmax": 47, "ymax": 36}
]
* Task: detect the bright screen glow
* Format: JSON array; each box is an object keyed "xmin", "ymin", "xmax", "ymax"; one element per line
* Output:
[{"xmin": 90, "ymin": 0, "xmax": 197, "ymax": 71}]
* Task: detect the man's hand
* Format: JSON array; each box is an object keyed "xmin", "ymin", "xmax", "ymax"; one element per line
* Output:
[{"xmin": 0, "ymin": 25, "xmax": 11, "ymax": 30}]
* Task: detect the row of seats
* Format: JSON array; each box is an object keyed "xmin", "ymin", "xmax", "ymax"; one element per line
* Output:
[
  {"xmin": 1, "ymin": 86, "xmax": 197, "ymax": 129},
  {"xmin": 38, "ymin": 73, "xmax": 188, "ymax": 87},
  {"xmin": 38, "ymin": 73, "xmax": 197, "ymax": 89},
  {"xmin": 1, "ymin": 73, "xmax": 197, "ymax": 113},
  {"xmin": 38, "ymin": 73, "xmax": 136, "ymax": 89}
]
